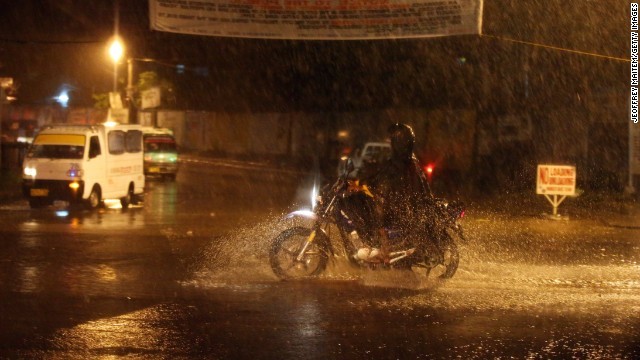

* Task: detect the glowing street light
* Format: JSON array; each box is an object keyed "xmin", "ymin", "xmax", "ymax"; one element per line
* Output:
[
  {"xmin": 108, "ymin": 38, "xmax": 124, "ymax": 91},
  {"xmin": 56, "ymin": 90, "xmax": 69, "ymax": 107},
  {"xmin": 109, "ymin": 38, "xmax": 124, "ymax": 62}
]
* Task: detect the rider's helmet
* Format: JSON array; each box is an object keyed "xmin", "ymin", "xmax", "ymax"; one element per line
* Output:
[{"xmin": 388, "ymin": 123, "xmax": 415, "ymax": 161}]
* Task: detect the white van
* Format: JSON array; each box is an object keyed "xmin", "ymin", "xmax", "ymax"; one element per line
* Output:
[
  {"xmin": 22, "ymin": 123, "xmax": 145, "ymax": 209},
  {"xmin": 337, "ymin": 142, "xmax": 391, "ymax": 178}
]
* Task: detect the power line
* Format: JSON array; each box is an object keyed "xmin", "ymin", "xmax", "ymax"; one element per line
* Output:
[{"xmin": 481, "ymin": 34, "xmax": 629, "ymax": 63}]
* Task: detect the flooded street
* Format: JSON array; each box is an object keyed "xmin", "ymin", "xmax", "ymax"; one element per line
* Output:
[{"xmin": 0, "ymin": 158, "xmax": 639, "ymax": 359}]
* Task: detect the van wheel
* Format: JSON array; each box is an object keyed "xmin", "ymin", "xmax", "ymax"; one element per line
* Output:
[
  {"xmin": 86, "ymin": 185, "xmax": 102, "ymax": 209},
  {"xmin": 131, "ymin": 190, "xmax": 140, "ymax": 205},
  {"xmin": 121, "ymin": 185, "xmax": 134, "ymax": 209}
]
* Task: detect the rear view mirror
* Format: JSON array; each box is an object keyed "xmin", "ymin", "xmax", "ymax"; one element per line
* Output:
[{"xmin": 89, "ymin": 147, "xmax": 100, "ymax": 159}]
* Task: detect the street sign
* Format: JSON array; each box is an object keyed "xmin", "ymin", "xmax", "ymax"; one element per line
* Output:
[
  {"xmin": 536, "ymin": 164, "xmax": 576, "ymax": 217},
  {"xmin": 109, "ymin": 92, "xmax": 123, "ymax": 109},
  {"xmin": 141, "ymin": 87, "xmax": 161, "ymax": 109},
  {"xmin": 536, "ymin": 164, "xmax": 576, "ymax": 196},
  {"xmin": 108, "ymin": 108, "xmax": 130, "ymax": 124}
]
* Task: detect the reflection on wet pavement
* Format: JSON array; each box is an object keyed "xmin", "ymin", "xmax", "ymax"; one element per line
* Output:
[
  {"xmin": 1, "ymin": 162, "xmax": 639, "ymax": 359},
  {"xmin": 25, "ymin": 277, "xmax": 638, "ymax": 359}
]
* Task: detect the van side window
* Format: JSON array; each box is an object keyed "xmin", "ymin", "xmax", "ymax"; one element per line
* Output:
[
  {"xmin": 89, "ymin": 136, "xmax": 101, "ymax": 158},
  {"xmin": 108, "ymin": 130, "xmax": 125, "ymax": 155},
  {"xmin": 125, "ymin": 130, "xmax": 142, "ymax": 153}
]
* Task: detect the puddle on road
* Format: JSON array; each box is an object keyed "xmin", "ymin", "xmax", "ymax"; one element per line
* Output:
[{"xmin": 174, "ymin": 213, "xmax": 640, "ymax": 319}]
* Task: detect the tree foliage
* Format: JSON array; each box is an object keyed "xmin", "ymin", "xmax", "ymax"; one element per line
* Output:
[
  {"xmin": 135, "ymin": 71, "xmax": 176, "ymax": 108},
  {"xmin": 92, "ymin": 93, "xmax": 110, "ymax": 109},
  {"xmin": 93, "ymin": 71, "xmax": 175, "ymax": 109}
]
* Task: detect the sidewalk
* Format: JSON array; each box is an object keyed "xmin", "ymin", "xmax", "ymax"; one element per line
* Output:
[{"xmin": 465, "ymin": 190, "xmax": 640, "ymax": 230}]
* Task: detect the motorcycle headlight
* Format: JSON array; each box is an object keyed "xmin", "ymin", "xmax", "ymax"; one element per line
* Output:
[{"xmin": 311, "ymin": 183, "xmax": 319, "ymax": 210}]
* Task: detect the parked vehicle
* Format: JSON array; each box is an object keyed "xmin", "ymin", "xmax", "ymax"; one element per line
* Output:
[
  {"xmin": 142, "ymin": 127, "xmax": 179, "ymax": 179},
  {"xmin": 270, "ymin": 158, "xmax": 465, "ymax": 280},
  {"xmin": 22, "ymin": 123, "xmax": 145, "ymax": 209},
  {"xmin": 337, "ymin": 141, "xmax": 391, "ymax": 178}
]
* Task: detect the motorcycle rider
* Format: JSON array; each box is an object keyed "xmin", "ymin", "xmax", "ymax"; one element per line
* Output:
[{"xmin": 363, "ymin": 123, "xmax": 434, "ymax": 264}]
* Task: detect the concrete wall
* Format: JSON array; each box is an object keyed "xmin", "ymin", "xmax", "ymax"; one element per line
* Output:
[{"xmin": 2, "ymin": 103, "xmax": 633, "ymax": 191}]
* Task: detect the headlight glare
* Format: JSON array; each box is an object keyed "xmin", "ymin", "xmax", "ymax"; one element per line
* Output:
[{"xmin": 24, "ymin": 166, "xmax": 37, "ymax": 177}]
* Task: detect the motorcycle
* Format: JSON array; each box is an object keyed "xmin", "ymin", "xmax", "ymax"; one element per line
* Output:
[{"xmin": 269, "ymin": 158, "xmax": 465, "ymax": 281}]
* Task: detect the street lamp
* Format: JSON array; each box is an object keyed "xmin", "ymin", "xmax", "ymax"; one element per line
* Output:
[
  {"xmin": 108, "ymin": 38, "xmax": 124, "ymax": 92},
  {"xmin": 56, "ymin": 90, "xmax": 70, "ymax": 108},
  {"xmin": 0, "ymin": 77, "xmax": 15, "ymax": 169}
]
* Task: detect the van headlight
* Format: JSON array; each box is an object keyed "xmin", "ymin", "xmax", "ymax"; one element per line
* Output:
[{"xmin": 24, "ymin": 166, "xmax": 37, "ymax": 178}]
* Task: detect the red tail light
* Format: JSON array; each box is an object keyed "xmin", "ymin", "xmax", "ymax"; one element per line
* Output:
[{"xmin": 447, "ymin": 201, "xmax": 465, "ymax": 220}]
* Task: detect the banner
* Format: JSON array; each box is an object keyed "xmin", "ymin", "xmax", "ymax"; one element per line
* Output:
[{"xmin": 149, "ymin": 0, "xmax": 483, "ymax": 40}]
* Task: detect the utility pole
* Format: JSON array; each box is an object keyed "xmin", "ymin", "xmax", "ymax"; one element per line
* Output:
[
  {"xmin": 127, "ymin": 58, "xmax": 133, "ymax": 123},
  {"xmin": 0, "ymin": 86, "xmax": 4, "ymax": 170},
  {"xmin": 0, "ymin": 77, "xmax": 13, "ymax": 170},
  {"xmin": 113, "ymin": 0, "xmax": 120, "ymax": 92}
]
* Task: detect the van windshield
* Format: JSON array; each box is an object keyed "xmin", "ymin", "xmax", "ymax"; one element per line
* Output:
[
  {"xmin": 28, "ymin": 134, "xmax": 86, "ymax": 159},
  {"xmin": 144, "ymin": 136, "xmax": 177, "ymax": 152},
  {"xmin": 28, "ymin": 144, "xmax": 85, "ymax": 159},
  {"xmin": 364, "ymin": 146, "xmax": 391, "ymax": 162}
]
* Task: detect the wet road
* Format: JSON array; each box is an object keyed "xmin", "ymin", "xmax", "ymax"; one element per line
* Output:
[{"xmin": 0, "ymin": 158, "xmax": 639, "ymax": 359}]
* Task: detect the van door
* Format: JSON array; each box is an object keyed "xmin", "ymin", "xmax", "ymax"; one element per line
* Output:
[{"xmin": 83, "ymin": 134, "xmax": 107, "ymax": 200}]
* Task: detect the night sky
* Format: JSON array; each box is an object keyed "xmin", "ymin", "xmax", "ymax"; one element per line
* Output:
[{"xmin": 0, "ymin": 0, "xmax": 629, "ymax": 112}]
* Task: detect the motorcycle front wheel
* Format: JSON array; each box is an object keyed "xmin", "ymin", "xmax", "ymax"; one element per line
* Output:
[
  {"xmin": 422, "ymin": 234, "xmax": 459, "ymax": 279},
  {"xmin": 270, "ymin": 226, "xmax": 329, "ymax": 280}
]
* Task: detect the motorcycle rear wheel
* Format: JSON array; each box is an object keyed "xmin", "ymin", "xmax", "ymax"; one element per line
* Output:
[{"xmin": 270, "ymin": 227, "xmax": 329, "ymax": 280}]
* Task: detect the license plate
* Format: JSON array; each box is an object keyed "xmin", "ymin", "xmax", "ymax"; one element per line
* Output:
[
  {"xmin": 30, "ymin": 188, "xmax": 49, "ymax": 197},
  {"xmin": 53, "ymin": 200, "xmax": 69, "ymax": 208},
  {"xmin": 149, "ymin": 167, "xmax": 160, "ymax": 173}
]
